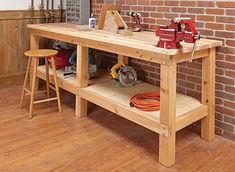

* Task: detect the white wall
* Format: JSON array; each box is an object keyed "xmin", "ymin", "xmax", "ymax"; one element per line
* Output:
[{"xmin": 0, "ymin": 0, "xmax": 66, "ymax": 10}]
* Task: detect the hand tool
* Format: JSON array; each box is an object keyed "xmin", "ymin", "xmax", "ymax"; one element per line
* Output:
[
  {"xmin": 110, "ymin": 62, "xmax": 140, "ymax": 87},
  {"xmin": 50, "ymin": 0, "xmax": 55, "ymax": 23},
  {"xmin": 156, "ymin": 17, "xmax": 201, "ymax": 62},
  {"xmin": 39, "ymin": 0, "xmax": 44, "ymax": 23},
  {"xmin": 29, "ymin": 0, "xmax": 34, "ymax": 24},
  {"xmin": 128, "ymin": 11, "xmax": 141, "ymax": 32}
]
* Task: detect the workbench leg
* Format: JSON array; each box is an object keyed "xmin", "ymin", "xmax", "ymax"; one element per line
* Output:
[
  {"xmin": 118, "ymin": 55, "xmax": 128, "ymax": 65},
  {"xmin": 30, "ymin": 34, "xmax": 40, "ymax": 89},
  {"xmin": 159, "ymin": 62, "xmax": 176, "ymax": 167},
  {"xmin": 76, "ymin": 45, "xmax": 88, "ymax": 117},
  {"xmin": 201, "ymin": 48, "xmax": 216, "ymax": 141}
]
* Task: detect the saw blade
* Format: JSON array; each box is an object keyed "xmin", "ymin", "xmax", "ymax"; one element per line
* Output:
[{"xmin": 118, "ymin": 66, "xmax": 138, "ymax": 87}]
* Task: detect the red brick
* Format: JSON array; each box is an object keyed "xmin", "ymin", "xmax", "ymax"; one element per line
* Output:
[
  {"xmin": 180, "ymin": 14, "xmax": 196, "ymax": 20},
  {"xmin": 131, "ymin": 6, "xmax": 143, "ymax": 11},
  {"xmin": 225, "ymin": 86, "xmax": 235, "ymax": 94},
  {"xmin": 206, "ymin": 9, "xmax": 224, "ymax": 15},
  {"xmin": 138, "ymin": 0, "xmax": 149, "ymax": 5},
  {"xmin": 226, "ymin": 24, "xmax": 235, "ymax": 31},
  {"xmin": 164, "ymin": 13, "xmax": 179, "ymax": 19},
  {"xmin": 225, "ymin": 55, "xmax": 235, "ymax": 62},
  {"xmin": 126, "ymin": 0, "xmax": 137, "ymax": 5},
  {"xmin": 217, "ymin": 1, "xmax": 235, "ymax": 8},
  {"xmin": 216, "ymin": 75, "xmax": 234, "ymax": 85},
  {"xmin": 216, "ymin": 98, "xmax": 223, "ymax": 105},
  {"xmin": 150, "ymin": 12, "xmax": 164, "ymax": 18},
  {"xmin": 215, "ymin": 120, "xmax": 234, "ymax": 132},
  {"xmin": 156, "ymin": 19, "xmax": 170, "ymax": 25},
  {"xmin": 223, "ymin": 131, "xmax": 235, "ymax": 141},
  {"xmin": 172, "ymin": 7, "xmax": 187, "ymax": 13},
  {"xmin": 225, "ymin": 70, "xmax": 235, "ymax": 78},
  {"xmin": 197, "ymin": 15, "xmax": 215, "ymax": 22},
  {"xmin": 226, "ymin": 9, "xmax": 235, "ymax": 15},
  {"xmin": 216, "ymin": 105, "xmax": 235, "ymax": 117},
  {"xmin": 179, "ymin": 80, "xmax": 195, "ymax": 89},
  {"xmin": 140, "ymin": 12, "xmax": 150, "ymax": 17},
  {"xmin": 216, "ymin": 61, "xmax": 235, "ymax": 71},
  {"xmin": 224, "ymin": 115, "xmax": 235, "ymax": 124},
  {"xmin": 215, "ymin": 83, "xmax": 224, "ymax": 90},
  {"xmin": 198, "ymin": 29, "xmax": 214, "ymax": 36},
  {"xmin": 206, "ymin": 23, "xmax": 224, "ymax": 30},
  {"xmin": 224, "ymin": 101, "xmax": 235, "ymax": 111},
  {"xmin": 143, "ymin": 18, "xmax": 156, "ymax": 24},
  {"xmin": 215, "ymin": 127, "xmax": 223, "ymax": 135},
  {"xmin": 143, "ymin": 6, "xmax": 156, "ymax": 11},
  {"xmin": 186, "ymin": 89, "xmax": 201, "ymax": 100},
  {"xmin": 157, "ymin": 7, "xmax": 170, "ymax": 12},
  {"xmin": 164, "ymin": 1, "xmax": 179, "ymax": 6},
  {"xmin": 215, "ymin": 31, "xmax": 235, "ymax": 38},
  {"xmin": 116, "ymin": 0, "xmax": 125, "ymax": 4},
  {"xmin": 150, "ymin": 0, "xmax": 163, "ymax": 6},
  {"xmin": 177, "ymin": 73, "xmax": 186, "ymax": 80},
  {"xmin": 180, "ymin": 1, "xmax": 196, "ymax": 7},
  {"xmin": 216, "ymin": 90, "xmax": 235, "ymax": 101},
  {"xmin": 217, "ymin": 46, "xmax": 235, "ymax": 54},
  {"xmin": 179, "ymin": 67, "xmax": 195, "ymax": 75},
  {"xmin": 187, "ymin": 76, "xmax": 201, "ymax": 83},
  {"xmin": 226, "ymin": 40, "xmax": 235, "ymax": 47},
  {"xmin": 197, "ymin": 1, "xmax": 215, "ymax": 7},
  {"xmin": 216, "ymin": 53, "xmax": 225, "ymax": 61},
  {"xmin": 216, "ymin": 68, "xmax": 225, "ymax": 75},
  {"xmin": 216, "ymin": 16, "xmax": 235, "ymax": 23},
  {"xmin": 104, "ymin": 0, "xmax": 115, "ymax": 4},
  {"xmin": 188, "ymin": 8, "xmax": 204, "ymax": 14}
]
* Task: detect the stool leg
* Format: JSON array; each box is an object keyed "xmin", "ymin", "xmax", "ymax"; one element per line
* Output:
[
  {"xmin": 45, "ymin": 58, "xmax": 50, "ymax": 101},
  {"xmin": 29, "ymin": 58, "xmax": 38, "ymax": 119},
  {"xmin": 19, "ymin": 57, "xmax": 32, "ymax": 108},
  {"xmin": 51, "ymin": 57, "xmax": 62, "ymax": 112}
]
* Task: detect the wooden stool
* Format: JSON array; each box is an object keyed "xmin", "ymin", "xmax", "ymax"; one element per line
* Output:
[{"xmin": 19, "ymin": 49, "xmax": 62, "ymax": 119}]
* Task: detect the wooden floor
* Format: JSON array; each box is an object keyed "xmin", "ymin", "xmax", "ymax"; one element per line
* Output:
[{"xmin": 0, "ymin": 86, "xmax": 234, "ymax": 172}]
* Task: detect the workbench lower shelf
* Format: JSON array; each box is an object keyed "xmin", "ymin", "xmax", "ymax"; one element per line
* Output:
[
  {"xmin": 37, "ymin": 65, "xmax": 207, "ymax": 136},
  {"xmin": 80, "ymin": 79, "xmax": 208, "ymax": 135}
]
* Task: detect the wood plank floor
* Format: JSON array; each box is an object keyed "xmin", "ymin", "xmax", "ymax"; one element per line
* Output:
[{"xmin": 0, "ymin": 86, "xmax": 234, "ymax": 172}]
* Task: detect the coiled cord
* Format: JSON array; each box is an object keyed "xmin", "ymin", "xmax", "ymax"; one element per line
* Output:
[{"xmin": 130, "ymin": 92, "xmax": 160, "ymax": 111}]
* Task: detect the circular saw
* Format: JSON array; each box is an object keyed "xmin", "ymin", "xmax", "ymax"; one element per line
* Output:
[{"xmin": 110, "ymin": 62, "xmax": 140, "ymax": 87}]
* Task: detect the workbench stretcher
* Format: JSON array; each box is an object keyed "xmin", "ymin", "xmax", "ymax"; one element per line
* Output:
[{"xmin": 27, "ymin": 23, "xmax": 222, "ymax": 167}]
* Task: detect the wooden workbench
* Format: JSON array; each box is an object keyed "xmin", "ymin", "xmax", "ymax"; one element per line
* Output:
[{"xmin": 27, "ymin": 23, "xmax": 222, "ymax": 167}]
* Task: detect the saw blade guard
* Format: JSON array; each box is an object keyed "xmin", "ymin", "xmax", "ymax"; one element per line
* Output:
[{"xmin": 118, "ymin": 66, "xmax": 138, "ymax": 87}]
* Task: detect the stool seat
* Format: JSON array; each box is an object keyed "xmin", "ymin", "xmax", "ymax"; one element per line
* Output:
[
  {"xmin": 24, "ymin": 49, "xmax": 58, "ymax": 58},
  {"xmin": 20, "ymin": 49, "xmax": 61, "ymax": 119}
]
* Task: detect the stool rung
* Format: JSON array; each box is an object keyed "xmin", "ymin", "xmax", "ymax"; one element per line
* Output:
[
  {"xmin": 49, "ymin": 85, "xmax": 56, "ymax": 91},
  {"xmin": 24, "ymin": 88, "xmax": 31, "ymax": 95},
  {"xmin": 33, "ymin": 97, "xmax": 58, "ymax": 104},
  {"xmin": 25, "ymin": 90, "xmax": 47, "ymax": 96}
]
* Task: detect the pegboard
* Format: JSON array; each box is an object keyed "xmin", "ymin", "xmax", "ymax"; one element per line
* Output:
[{"xmin": 66, "ymin": 0, "xmax": 90, "ymax": 24}]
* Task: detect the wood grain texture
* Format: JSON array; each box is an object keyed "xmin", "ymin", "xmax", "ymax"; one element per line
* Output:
[
  {"xmin": 0, "ymin": 86, "xmax": 234, "ymax": 171},
  {"xmin": 0, "ymin": 10, "xmax": 65, "ymax": 89}
]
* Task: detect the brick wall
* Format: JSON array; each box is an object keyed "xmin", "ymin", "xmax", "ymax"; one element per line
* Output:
[{"xmin": 91, "ymin": 0, "xmax": 235, "ymax": 140}]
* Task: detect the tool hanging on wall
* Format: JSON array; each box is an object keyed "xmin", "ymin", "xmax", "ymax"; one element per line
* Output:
[
  {"xmin": 50, "ymin": 0, "xmax": 55, "ymax": 23},
  {"xmin": 156, "ymin": 17, "xmax": 201, "ymax": 62},
  {"xmin": 110, "ymin": 62, "xmax": 140, "ymax": 87},
  {"xmin": 128, "ymin": 11, "xmax": 141, "ymax": 32},
  {"xmin": 58, "ymin": 0, "xmax": 63, "ymax": 22},
  {"xmin": 130, "ymin": 92, "xmax": 160, "ymax": 111},
  {"xmin": 39, "ymin": 0, "xmax": 44, "ymax": 23},
  {"xmin": 98, "ymin": 5, "xmax": 133, "ymax": 36},
  {"xmin": 29, "ymin": 0, "xmax": 35, "ymax": 24},
  {"xmin": 44, "ymin": 0, "xmax": 50, "ymax": 23}
]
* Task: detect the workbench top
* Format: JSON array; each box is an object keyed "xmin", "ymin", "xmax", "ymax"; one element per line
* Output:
[{"xmin": 28, "ymin": 23, "xmax": 222, "ymax": 57}]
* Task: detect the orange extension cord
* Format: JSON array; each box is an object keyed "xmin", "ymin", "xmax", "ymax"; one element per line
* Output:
[{"xmin": 130, "ymin": 92, "xmax": 160, "ymax": 111}]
